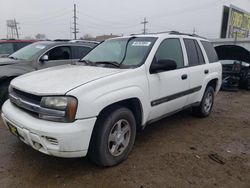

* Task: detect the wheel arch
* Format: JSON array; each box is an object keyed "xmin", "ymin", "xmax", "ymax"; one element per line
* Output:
[{"xmin": 97, "ymin": 98, "xmax": 144, "ymax": 130}]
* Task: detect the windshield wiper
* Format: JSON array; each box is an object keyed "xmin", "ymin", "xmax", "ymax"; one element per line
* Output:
[
  {"xmin": 78, "ymin": 59, "xmax": 95, "ymax": 65},
  {"xmin": 94, "ymin": 61, "xmax": 120, "ymax": 67}
]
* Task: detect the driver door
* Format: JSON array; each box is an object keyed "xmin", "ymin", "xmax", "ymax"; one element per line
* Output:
[
  {"xmin": 38, "ymin": 46, "xmax": 72, "ymax": 69},
  {"xmin": 147, "ymin": 38, "xmax": 189, "ymax": 121}
]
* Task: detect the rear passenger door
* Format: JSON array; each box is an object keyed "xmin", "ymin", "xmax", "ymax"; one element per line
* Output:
[{"xmin": 183, "ymin": 38, "xmax": 208, "ymax": 104}]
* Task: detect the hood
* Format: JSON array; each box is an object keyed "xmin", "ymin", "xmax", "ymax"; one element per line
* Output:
[
  {"xmin": 11, "ymin": 64, "xmax": 127, "ymax": 95},
  {"xmin": 215, "ymin": 45, "xmax": 250, "ymax": 63}
]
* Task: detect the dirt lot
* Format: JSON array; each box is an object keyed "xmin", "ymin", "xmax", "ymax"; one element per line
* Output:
[{"xmin": 0, "ymin": 91, "xmax": 249, "ymax": 188}]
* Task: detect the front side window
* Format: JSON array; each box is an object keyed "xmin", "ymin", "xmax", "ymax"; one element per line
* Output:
[
  {"xmin": 81, "ymin": 37, "xmax": 157, "ymax": 67},
  {"xmin": 154, "ymin": 38, "xmax": 184, "ymax": 68},
  {"xmin": 46, "ymin": 46, "xmax": 71, "ymax": 60},
  {"xmin": 0, "ymin": 43, "xmax": 14, "ymax": 55}
]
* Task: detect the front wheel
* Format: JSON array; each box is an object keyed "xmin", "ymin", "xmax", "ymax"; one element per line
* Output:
[
  {"xmin": 0, "ymin": 81, "xmax": 10, "ymax": 107},
  {"xmin": 192, "ymin": 86, "xmax": 215, "ymax": 117},
  {"xmin": 88, "ymin": 107, "xmax": 136, "ymax": 167}
]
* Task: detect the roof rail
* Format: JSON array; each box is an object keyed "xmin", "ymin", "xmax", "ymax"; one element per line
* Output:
[
  {"xmin": 131, "ymin": 31, "xmax": 206, "ymax": 39},
  {"xmin": 69, "ymin": 40, "xmax": 100, "ymax": 44},
  {"xmin": 54, "ymin": 39, "xmax": 71, "ymax": 42}
]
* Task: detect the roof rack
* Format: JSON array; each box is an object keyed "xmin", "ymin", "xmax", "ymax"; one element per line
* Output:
[
  {"xmin": 69, "ymin": 40, "xmax": 100, "ymax": 44},
  {"xmin": 53, "ymin": 39, "xmax": 71, "ymax": 42},
  {"xmin": 131, "ymin": 31, "xmax": 206, "ymax": 39}
]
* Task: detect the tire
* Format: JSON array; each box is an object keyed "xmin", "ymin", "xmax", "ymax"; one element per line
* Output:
[
  {"xmin": 192, "ymin": 86, "xmax": 215, "ymax": 117},
  {"xmin": 0, "ymin": 81, "xmax": 10, "ymax": 107},
  {"xmin": 88, "ymin": 106, "xmax": 136, "ymax": 167}
]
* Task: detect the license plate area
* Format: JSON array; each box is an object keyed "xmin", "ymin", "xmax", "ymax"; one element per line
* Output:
[{"xmin": 7, "ymin": 122, "xmax": 20, "ymax": 137}]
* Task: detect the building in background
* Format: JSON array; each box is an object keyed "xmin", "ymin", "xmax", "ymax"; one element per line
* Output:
[{"xmin": 220, "ymin": 5, "xmax": 250, "ymax": 39}]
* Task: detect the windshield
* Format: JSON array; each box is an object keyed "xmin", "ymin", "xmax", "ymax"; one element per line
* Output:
[
  {"xmin": 0, "ymin": 43, "xmax": 14, "ymax": 55},
  {"xmin": 81, "ymin": 37, "xmax": 156, "ymax": 67},
  {"xmin": 9, "ymin": 43, "xmax": 47, "ymax": 60}
]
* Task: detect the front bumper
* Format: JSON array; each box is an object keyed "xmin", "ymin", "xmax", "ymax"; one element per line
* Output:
[{"xmin": 2, "ymin": 100, "xmax": 97, "ymax": 158}]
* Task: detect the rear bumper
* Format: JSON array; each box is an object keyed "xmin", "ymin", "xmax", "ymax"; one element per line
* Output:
[{"xmin": 2, "ymin": 100, "xmax": 97, "ymax": 158}]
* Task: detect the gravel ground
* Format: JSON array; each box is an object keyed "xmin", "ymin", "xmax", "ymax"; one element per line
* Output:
[{"xmin": 0, "ymin": 91, "xmax": 249, "ymax": 188}]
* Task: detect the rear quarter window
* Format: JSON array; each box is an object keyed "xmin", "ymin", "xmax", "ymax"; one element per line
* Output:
[{"xmin": 201, "ymin": 41, "xmax": 219, "ymax": 63}]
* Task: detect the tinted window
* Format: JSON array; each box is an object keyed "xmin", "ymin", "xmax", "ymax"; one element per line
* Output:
[
  {"xmin": 155, "ymin": 38, "xmax": 184, "ymax": 68},
  {"xmin": 72, "ymin": 46, "xmax": 92, "ymax": 59},
  {"xmin": 0, "ymin": 43, "xmax": 14, "ymax": 54},
  {"xmin": 195, "ymin": 41, "xmax": 205, "ymax": 64},
  {"xmin": 47, "ymin": 46, "xmax": 71, "ymax": 60},
  {"xmin": 201, "ymin": 41, "xmax": 219, "ymax": 63},
  {"xmin": 184, "ymin": 39, "xmax": 199, "ymax": 66},
  {"xmin": 14, "ymin": 42, "xmax": 31, "ymax": 51}
]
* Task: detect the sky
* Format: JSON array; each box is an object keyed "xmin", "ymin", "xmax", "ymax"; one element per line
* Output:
[{"xmin": 0, "ymin": 0, "xmax": 250, "ymax": 39}]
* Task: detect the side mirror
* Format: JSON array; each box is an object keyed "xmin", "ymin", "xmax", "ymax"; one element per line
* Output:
[
  {"xmin": 40, "ymin": 55, "xmax": 49, "ymax": 62},
  {"xmin": 150, "ymin": 59, "xmax": 177, "ymax": 74}
]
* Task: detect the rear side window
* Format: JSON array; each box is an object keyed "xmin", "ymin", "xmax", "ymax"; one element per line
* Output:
[
  {"xmin": 201, "ymin": 41, "xmax": 219, "ymax": 63},
  {"xmin": 72, "ymin": 46, "xmax": 92, "ymax": 59},
  {"xmin": 155, "ymin": 38, "xmax": 184, "ymax": 68},
  {"xmin": 184, "ymin": 39, "xmax": 199, "ymax": 66},
  {"xmin": 184, "ymin": 39, "xmax": 205, "ymax": 66},
  {"xmin": 195, "ymin": 41, "xmax": 205, "ymax": 64}
]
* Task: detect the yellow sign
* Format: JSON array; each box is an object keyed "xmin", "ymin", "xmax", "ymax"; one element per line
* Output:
[{"xmin": 229, "ymin": 7, "xmax": 250, "ymax": 38}]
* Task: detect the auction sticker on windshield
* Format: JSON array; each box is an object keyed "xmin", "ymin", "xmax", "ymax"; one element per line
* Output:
[{"xmin": 132, "ymin": 41, "xmax": 151, "ymax": 46}]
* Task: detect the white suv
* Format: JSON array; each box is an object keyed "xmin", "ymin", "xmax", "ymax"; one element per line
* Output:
[{"xmin": 2, "ymin": 32, "xmax": 222, "ymax": 166}]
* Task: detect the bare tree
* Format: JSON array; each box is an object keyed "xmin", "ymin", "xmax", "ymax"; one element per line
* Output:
[
  {"xmin": 35, "ymin": 33, "xmax": 47, "ymax": 40},
  {"xmin": 81, "ymin": 34, "xmax": 95, "ymax": 40}
]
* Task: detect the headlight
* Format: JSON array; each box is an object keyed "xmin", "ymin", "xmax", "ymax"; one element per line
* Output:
[{"xmin": 40, "ymin": 96, "xmax": 77, "ymax": 122}]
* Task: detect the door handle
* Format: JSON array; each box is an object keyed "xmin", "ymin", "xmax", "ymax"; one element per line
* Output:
[
  {"xmin": 181, "ymin": 74, "xmax": 188, "ymax": 80},
  {"xmin": 204, "ymin": 69, "xmax": 209, "ymax": 74}
]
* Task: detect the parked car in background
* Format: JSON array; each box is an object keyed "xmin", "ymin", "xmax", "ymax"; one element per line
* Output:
[
  {"xmin": 0, "ymin": 39, "xmax": 37, "ymax": 58},
  {"xmin": 0, "ymin": 40, "xmax": 98, "ymax": 105},
  {"xmin": 1, "ymin": 32, "xmax": 222, "ymax": 166}
]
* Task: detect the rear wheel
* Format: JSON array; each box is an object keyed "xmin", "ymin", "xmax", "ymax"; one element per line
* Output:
[
  {"xmin": 192, "ymin": 86, "xmax": 215, "ymax": 117},
  {"xmin": 88, "ymin": 106, "xmax": 136, "ymax": 166}
]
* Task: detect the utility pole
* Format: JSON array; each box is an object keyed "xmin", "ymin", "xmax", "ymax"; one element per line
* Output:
[
  {"xmin": 141, "ymin": 17, "xmax": 148, "ymax": 35},
  {"xmin": 72, "ymin": 4, "xmax": 79, "ymax": 40},
  {"xmin": 6, "ymin": 19, "xmax": 20, "ymax": 39},
  {"xmin": 192, "ymin": 27, "xmax": 196, "ymax": 35},
  {"xmin": 14, "ymin": 19, "xmax": 19, "ymax": 39}
]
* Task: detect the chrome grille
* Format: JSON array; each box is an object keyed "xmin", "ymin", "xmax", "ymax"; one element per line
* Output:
[{"xmin": 9, "ymin": 88, "xmax": 65, "ymax": 118}]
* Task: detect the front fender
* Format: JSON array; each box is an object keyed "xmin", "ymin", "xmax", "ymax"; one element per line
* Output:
[{"xmin": 74, "ymin": 86, "xmax": 150, "ymax": 125}]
